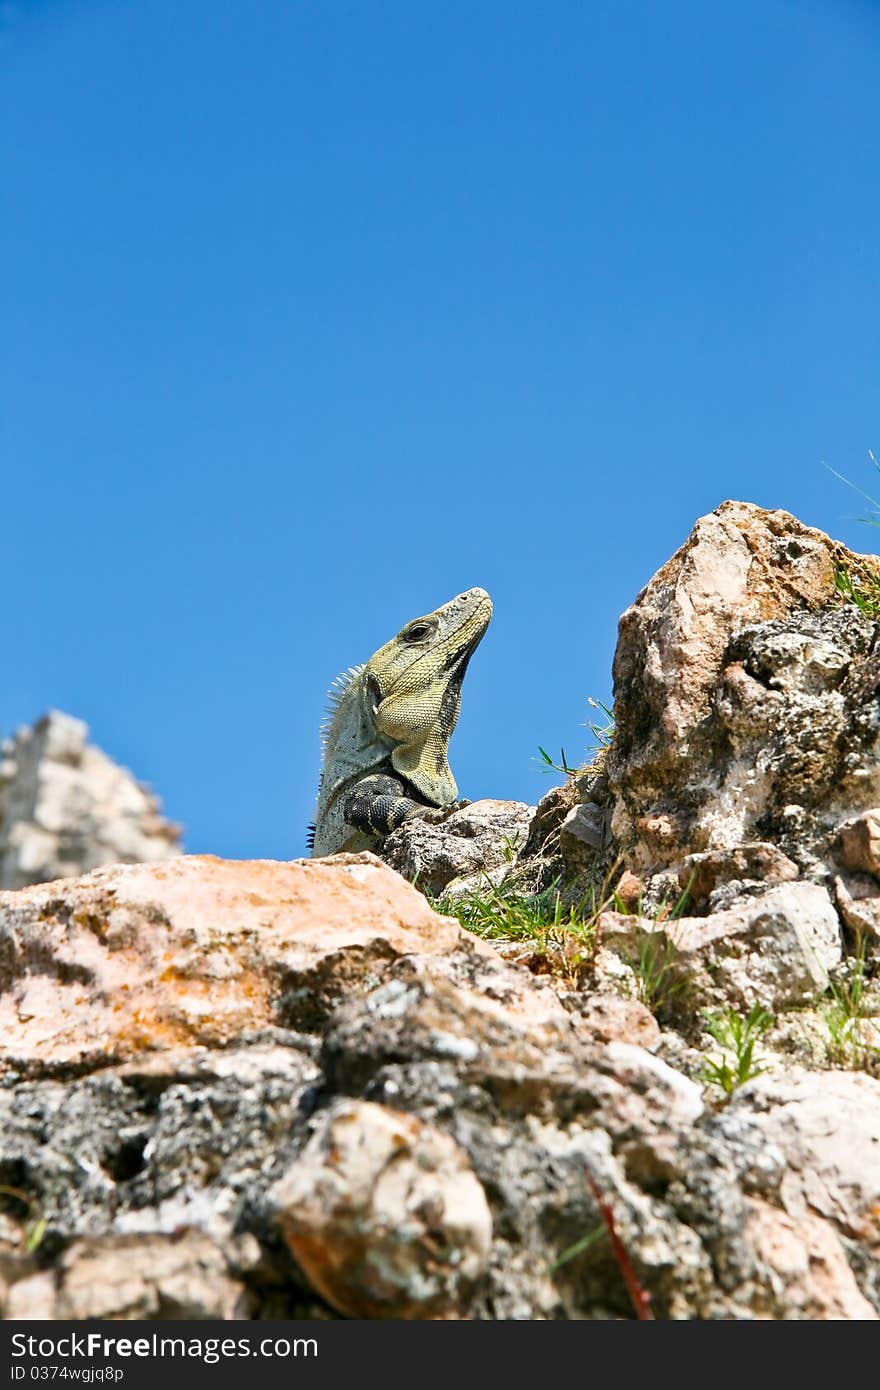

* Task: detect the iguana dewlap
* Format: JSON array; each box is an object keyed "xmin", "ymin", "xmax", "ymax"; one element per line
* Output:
[{"xmin": 309, "ymin": 588, "xmax": 492, "ymax": 857}]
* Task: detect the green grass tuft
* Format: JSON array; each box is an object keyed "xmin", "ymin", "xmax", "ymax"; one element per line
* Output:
[
  {"xmin": 626, "ymin": 930, "xmax": 689, "ymax": 1014},
  {"xmin": 612, "ymin": 876, "xmax": 695, "ymax": 1016},
  {"xmin": 700, "ymin": 1004, "xmax": 774, "ymax": 1096},
  {"xmin": 435, "ymin": 872, "xmax": 610, "ymax": 984},
  {"xmin": 833, "ymin": 563, "xmax": 880, "ymax": 621},
  {"xmin": 533, "ymin": 699, "xmax": 615, "ymax": 779},
  {"xmin": 825, "ymin": 936, "xmax": 877, "ymax": 1070}
]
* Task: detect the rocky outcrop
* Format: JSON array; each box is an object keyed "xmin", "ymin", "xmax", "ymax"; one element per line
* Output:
[
  {"xmin": 605, "ymin": 502, "xmax": 880, "ymax": 882},
  {"xmin": 1, "ymin": 851, "xmax": 878, "ymax": 1321},
  {"xmin": 0, "ymin": 712, "xmax": 180, "ymax": 890},
  {"xmin": 0, "ymin": 853, "xmax": 478, "ymax": 1074},
  {"xmin": 381, "ymin": 799, "xmax": 535, "ymax": 897},
  {"xmin": 594, "ymin": 881, "xmax": 842, "ymax": 1017},
  {"xmin": 3, "ymin": 1231, "xmax": 252, "ymax": 1321},
  {"xmin": 381, "ymin": 502, "xmax": 880, "ymax": 1017},
  {"xmin": 3, "ymin": 501, "xmax": 880, "ymax": 1322}
]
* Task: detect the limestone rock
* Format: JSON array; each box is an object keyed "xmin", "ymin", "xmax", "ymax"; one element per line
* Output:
[
  {"xmin": 270, "ymin": 1100, "xmax": 492, "ymax": 1319},
  {"xmin": 560, "ymin": 802, "xmax": 609, "ymax": 868},
  {"xmin": 0, "ymin": 851, "xmax": 476, "ymax": 1074},
  {"xmin": 3, "ymin": 1231, "xmax": 250, "ymax": 1320},
  {"xmin": 834, "ymin": 873, "xmax": 880, "ymax": 943},
  {"xmin": 61, "ymin": 1232, "xmax": 249, "ymax": 1320},
  {"xmin": 729, "ymin": 1070, "xmax": 880, "ymax": 1243},
  {"xmin": 439, "ymin": 861, "xmax": 513, "ymax": 902},
  {"xmin": 676, "ymin": 843, "xmax": 800, "ymax": 911},
  {"xmin": 596, "ymin": 882, "xmax": 841, "ymax": 1015},
  {"xmin": 727, "ymin": 1070, "xmax": 880, "ymax": 1311},
  {"xmin": 0, "ymin": 847, "xmax": 876, "ymax": 1318},
  {"xmin": 381, "ymin": 798, "xmax": 535, "ymax": 896},
  {"xmin": 3, "ymin": 1271, "xmax": 57, "ymax": 1321},
  {"xmin": 612, "ymin": 868, "xmax": 644, "ymax": 910},
  {"xmin": 0, "ymin": 1038, "xmax": 322, "ymax": 1306},
  {"xmin": 742, "ymin": 1200, "xmax": 876, "ymax": 1320},
  {"xmin": 607, "ymin": 502, "xmax": 880, "ymax": 878},
  {"xmin": 0, "ymin": 712, "xmax": 181, "ymax": 890},
  {"xmin": 564, "ymin": 993, "xmax": 662, "ymax": 1051},
  {"xmin": 839, "ymin": 810, "xmax": 880, "ymax": 877},
  {"xmin": 518, "ymin": 780, "xmax": 581, "ymax": 864}
]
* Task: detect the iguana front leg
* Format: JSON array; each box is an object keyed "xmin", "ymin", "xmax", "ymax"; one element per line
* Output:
[{"xmin": 342, "ymin": 774, "xmax": 453, "ymax": 839}]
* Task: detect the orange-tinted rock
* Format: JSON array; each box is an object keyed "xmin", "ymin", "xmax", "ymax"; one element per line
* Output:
[
  {"xmin": 271, "ymin": 1100, "xmax": 492, "ymax": 1319},
  {"xmin": 608, "ymin": 501, "xmax": 880, "ymax": 874},
  {"xmin": 676, "ymin": 843, "xmax": 800, "ymax": 905},
  {"xmin": 0, "ymin": 852, "xmax": 475, "ymax": 1074},
  {"xmin": 839, "ymin": 810, "xmax": 880, "ymax": 878},
  {"xmin": 834, "ymin": 872, "xmax": 880, "ymax": 942},
  {"xmin": 3, "ymin": 1232, "xmax": 250, "ymax": 1321},
  {"xmin": 570, "ymin": 993, "xmax": 661, "ymax": 1051},
  {"xmin": 744, "ymin": 1199, "xmax": 876, "ymax": 1320}
]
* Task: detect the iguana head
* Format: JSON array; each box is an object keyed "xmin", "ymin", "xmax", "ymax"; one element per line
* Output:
[{"xmin": 364, "ymin": 587, "xmax": 493, "ymax": 805}]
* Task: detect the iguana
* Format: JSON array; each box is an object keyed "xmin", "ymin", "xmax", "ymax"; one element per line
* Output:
[{"xmin": 309, "ymin": 587, "xmax": 492, "ymax": 857}]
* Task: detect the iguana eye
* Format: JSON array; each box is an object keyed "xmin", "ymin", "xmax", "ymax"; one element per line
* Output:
[{"xmin": 403, "ymin": 623, "xmax": 432, "ymax": 643}]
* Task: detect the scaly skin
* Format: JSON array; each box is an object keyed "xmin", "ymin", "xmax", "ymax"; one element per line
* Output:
[{"xmin": 309, "ymin": 588, "xmax": 492, "ymax": 857}]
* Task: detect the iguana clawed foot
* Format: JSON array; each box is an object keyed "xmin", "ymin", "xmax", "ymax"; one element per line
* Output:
[{"xmin": 410, "ymin": 803, "xmax": 459, "ymax": 827}]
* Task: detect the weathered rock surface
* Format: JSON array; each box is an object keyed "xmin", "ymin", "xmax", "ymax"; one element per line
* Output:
[
  {"xmin": 740, "ymin": 1200, "xmax": 875, "ymax": 1319},
  {"xmin": 560, "ymin": 802, "xmax": 611, "ymax": 866},
  {"xmin": 4, "ymin": 1231, "xmax": 251, "ymax": 1321},
  {"xmin": 595, "ymin": 882, "xmax": 842, "ymax": 1016},
  {"xmin": 270, "ymin": 1100, "xmax": 492, "ymax": 1319},
  {"xmin": 0, "ymin": 713, "xmax": 181, "ymax": 890},
  {"xmin": 607, "ymin": 502, "xmax": 880, "ymax": 880},
  {"xmin": 565, "ymin": 994, "xmax": 662, "ymax": 1052},
  {"xmin": 729, "ymin": 1070, "xmax": 880, "ymax": 1234},
  {"xmin": 839, "ymin": 809, "xmax": 880, "ymax": 877},
  {"xmin": 3, "ymin": 503, "xmax": 880, "ymax": 1321},
  {"xmin": 0, "ymin": 852, "xmax": 476, "ymax": 1074},
  {"xmin": 0, "ymin": 850, "xmax": 876, "ymax": 1321},
  {"xmin": 726, "ymin": 1070, "xmax": 880, "ymax": 1314},
  {"xmin": 834, "ymin": 872, "xmax": 880, "ymax": 943},
  {"xmin": 381, "ymin": 799, "xmax": 534, "ymax": 897},
  {"xmin": 676, "ymin": 843, "xmax": 801, "ymax": 912}
]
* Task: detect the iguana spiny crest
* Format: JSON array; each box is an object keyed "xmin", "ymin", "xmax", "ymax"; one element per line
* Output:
[{"xmin": 309, "ymin": 588, "xmax": 492, "ymax": 857}]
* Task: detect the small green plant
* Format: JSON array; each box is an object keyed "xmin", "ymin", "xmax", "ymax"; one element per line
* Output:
[
  {"xmin": 552, "ymin": 1224, "xmax": 606, "ymax": 1270},
  {"xmin": 500, "ymin": 833, "xmax": 523, "ymax": 863},
  {"xmin": 586, "ymin": 697, "xmax": 615, "ymax": 751},
  {"xmin": 534, "ymin": 698, "xmax": 614, "ymax": 779},
  {"xmin": 828, "ymin": 452, "xmax": 880, "ymax": 619},
  {"xmin": 628, "ymin": 930, "xmax": 687, "ymax": 1013},
  {"xmin": 833, "ymin": 563, "xmax": 880, "ymax": 622},
  {"xmin": 0, "ymin": 1185, "xmax": 48, "ymax": 1254},
  {"xmin": 435, "ymin": 872, "xmax": 608, "ymax": 983},
  {"xmin": 614, "ymin": 877, "xmax": 694, "ymax": 1015},
  {"xmin": 534, "ymin": 745, "xmax": 578, "ymax": 777},
  {"xmin": 825, "ymin": 937, "xmax": 876, "ymax": 1069},
  {"xmin": 700, "ymin": 1004, "xmax": 775, "ymax": 1096}
]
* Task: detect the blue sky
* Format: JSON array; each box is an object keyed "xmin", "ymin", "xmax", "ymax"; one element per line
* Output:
[{"xmin": 2, "ymin": 0, "xmax": 878, "ymax": 858}]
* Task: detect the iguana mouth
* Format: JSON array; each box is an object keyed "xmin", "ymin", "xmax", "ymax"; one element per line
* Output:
[
  {"xmin": 444, "ymin": 590, "xmax": 493, "ymax": 669},
  {"xmin": 445, "ymin": 622, "xmax": 488, "ymax": 678}
]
